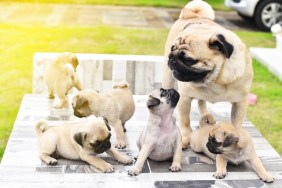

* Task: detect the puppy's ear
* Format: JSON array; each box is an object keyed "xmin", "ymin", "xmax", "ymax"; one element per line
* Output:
[
  {"xmin": 102, "ymin": 117, "xmax": 111, "ymax": 131},
  {"xmin": 76, "ymin": 97, "xmax": 88, "ymax": 108},
  {"xmin": 70, "ymin": 54, "xmax": 79, "ymax": 69},
  {"xmin": 209, "ymin": 34, "xmax": 234, "ymax": 58},
  {"xmin": 223, "ymin": 133, "xmax": 239, "ymax": 147},
  {"xmin": 73, "ymin": 132, "xmax": 87, "ymax": 147}
]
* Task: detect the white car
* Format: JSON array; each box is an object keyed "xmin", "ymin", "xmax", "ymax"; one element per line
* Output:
[{"xmin": 225, "ymin": 0, "xmax": 282, "ymax": 30}]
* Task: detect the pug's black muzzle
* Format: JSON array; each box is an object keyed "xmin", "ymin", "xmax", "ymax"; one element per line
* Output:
[
  {"xmin": 160, "ymin": 88, "xmax": 180, "ymax": 108},
  {"xmin": 168, "ymin": 53, "xmax": 210, "ymax": 82},
  {"xmin": 91, "ymin": 140, "xmax": 111, "ymax": 154},
  {"xmin": 147, "ymin": 97, "xmax": 161, "ymax": 109},
  {"xmin": 206, "ymin": 141, "xmax": 222, "ymax": 154}
]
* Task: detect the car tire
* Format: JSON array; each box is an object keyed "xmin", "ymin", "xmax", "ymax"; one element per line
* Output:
[{"xmin": 254, "ymin": 0, "xmax": 282, "ymax": 31}]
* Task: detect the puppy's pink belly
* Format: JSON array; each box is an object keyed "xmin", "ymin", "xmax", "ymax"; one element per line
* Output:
[{"xmin": 148, "ymin": 145, "xmax": 174, "ymax": 161}]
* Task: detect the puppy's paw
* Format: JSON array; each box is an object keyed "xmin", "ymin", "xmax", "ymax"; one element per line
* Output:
[
  {"xmin": 99, "ymin": 162, "xmax": 114, "ymax": 173},
  {"xmin": 47, "ymin": 158, "xmax": 58, "ymax": 166},
  {"xmin": 213, "ymin": 170, "xmax": 227, "ymax": 179},
  {"xmin": 115, "ymin": 141, "xmax": 126, "ymax": 149},
  {"xmin": 128, "ymin": 166, "xmax": 142, "ymax": 176},
  {"xmin": 117, "ymin": 154, "xmax": 133, "ymax": 164},
  {"xmin": 260, "ymin": 173, "xmax": 274, "ymax": 183},
  {"xmin": 48, "ymin": 94, "xmax": 55, "ymax": 99},
  {"xmin": 169, "ymin": 163, "xmax": 181, "ymax": 172}
]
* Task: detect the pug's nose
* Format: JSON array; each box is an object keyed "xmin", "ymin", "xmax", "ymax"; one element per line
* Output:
[{"xmin": 178, "ymin": 51, "xmax": 185, "ymax": 59}]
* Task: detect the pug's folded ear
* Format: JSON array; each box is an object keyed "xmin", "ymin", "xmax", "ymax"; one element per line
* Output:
[
  {"xmin": 74, "ymin": 132, "xmax": 87, "ymax": 147},
  {"xmin": 209, "ymin": 34, "xmax": 234, "ymax": 58}
]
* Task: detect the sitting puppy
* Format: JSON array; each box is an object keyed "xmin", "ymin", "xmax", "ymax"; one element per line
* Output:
[
  {"xmin": 44, "ymin": 52, "xmax": 83, "ymax": 108},
  {"xmin": 128, "ymin": 88, "xmax": 182, "ymax": 176},
  {"xmin": 35, "ymin": 117, "xmax": 132, "ymax": 173},
  {"xmin": 72, "ymin": 82, "xmax": 135, "ymax": 149},
  {"xmin": 190, "ymin": 114, "xmax": 274, "ymax": 183}
]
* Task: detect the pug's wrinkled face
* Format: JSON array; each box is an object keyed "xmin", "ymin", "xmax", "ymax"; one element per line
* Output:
[
  {"xmin": 206, "ymin": 122, "xmax": 239, "ymax": 154},
  {"xmin": 147, "ymin": 88, "xmax": 180, "ymax": 115},
  {"xmin": 168, "ymin": 31, "xmax": 234, "ymax": 83},
  {"xmin": 74, "ymin": 117, "xmax": 112, "ymax": 154}
]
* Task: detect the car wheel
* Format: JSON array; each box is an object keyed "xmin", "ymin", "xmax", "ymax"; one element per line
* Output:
[{"xmin": 254, "ymin": 0, "xmax": 282, "ymax": 31}]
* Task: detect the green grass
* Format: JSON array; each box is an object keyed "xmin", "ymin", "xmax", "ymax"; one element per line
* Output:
[
  {"xmin": 248, "ymin": 60, "xmax": 282, "ymax": 154},
  {"xmin": 2, "ymin": 0, "xmax": 228, "ymax": 10}
]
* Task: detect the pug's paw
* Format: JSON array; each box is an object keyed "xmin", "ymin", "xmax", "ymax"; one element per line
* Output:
[
  {"xmin": 47, "ymin": 158, "xmax": 58, "ymax": 166},
  {"xmin": 48, "ymin": 94, "xmax": 55, "ymax": 99},
  {"xmin": 128, "ymin": 166, "xmax": 142, "ymax": 176},
  {"xmin": 115, "ymin": 141, "xmax": 126, "ymax": 149},
  {"xmin": 260, "ymin": 173, "xmax": 274, "ymax": 183},
  {"xmin": 169, "ymin": 163, "xmax": 181, "ymax": 172},
  {"xmin": 117, "ymin": 154, "xmax": 133, "ymax": 164},
  {"xmin": 213, "ymin": 170, "xmax": 227, "ymax": 179},
  {"xmin": 100, "ymin": 162, "xmax": 114, "ymax": 173}
]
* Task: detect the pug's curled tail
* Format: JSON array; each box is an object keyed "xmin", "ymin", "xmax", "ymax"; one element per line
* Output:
[
  {"xmin": 113, "ymin": 81, "xmax": 129, "ymax": 89},
  {"xmin": 35, "ymin": 120, "xmax": 49, "ymax": 137},
  {"xmin": 179, "ymin": 0, "xmax": 215, "ymax": 21}
]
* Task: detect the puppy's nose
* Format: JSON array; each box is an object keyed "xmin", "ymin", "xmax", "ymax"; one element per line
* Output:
[{"xmin": 178, "ymin": 51, "xmax": 185, "ymax": 59}]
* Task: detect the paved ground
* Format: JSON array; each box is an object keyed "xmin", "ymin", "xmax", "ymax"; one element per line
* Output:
[{"xmin": 0, "ymin": 3, "xmax": 258, "ymax": 30}]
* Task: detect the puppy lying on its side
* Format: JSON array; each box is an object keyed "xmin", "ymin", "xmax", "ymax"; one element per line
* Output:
[
  {"xmin": 44, "ymin": 52, "xmax": 83, "ymax": 108},
  {"xmin": 35, "ymin": 117, "xmax": 132, "ymax": 173},
  {"xmin": 190, "ymin": 114, "xmax": 274, "ymax": 183},
  {"xmin": 72, "ymin": 82, "xmax": 135, "ymax": 149},
  {"xmin": 128, "ymin": 88, "xmax": 182, "ymax": 176}
]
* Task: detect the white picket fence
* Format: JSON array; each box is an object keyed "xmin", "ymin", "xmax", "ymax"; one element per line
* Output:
[{"xmin": 32, "ymin": 53, "xmax": 164, "ymax": 94}]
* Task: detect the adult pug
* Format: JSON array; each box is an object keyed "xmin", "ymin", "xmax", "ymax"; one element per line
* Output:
[
  {"xmin": 190, "ymin": 114, "xmax": 274, "ymax": 183},
  {"xmin": 35, "ymin": 117, "xmax": 132, "ymax": 173},
  {"xmin": 44, "ymin": 52, "xmax": 83, "ymax": 108},
  {"xmin": 162, "ymin": 0, "xmax": 253, "ymax": 149},
  {"xmin": 128, "ymin": 88, "xmax": 182, "ymax": 176},
  {"xmin": 72, "ymin": 82, "xmax": 135, "ymax": 149}
]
